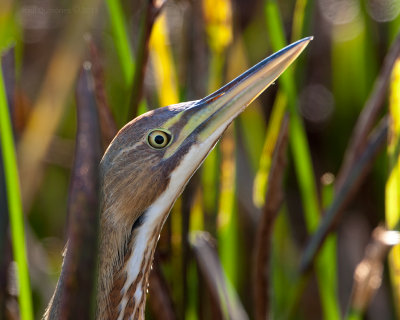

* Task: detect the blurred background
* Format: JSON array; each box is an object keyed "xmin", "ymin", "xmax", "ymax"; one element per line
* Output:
[{"xmin": 0, "ymin": 0, "xmax": 400, "ymax": 319}]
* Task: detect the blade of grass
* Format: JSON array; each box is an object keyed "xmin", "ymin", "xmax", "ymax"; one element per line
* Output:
[
  {"xmin": 181, "ymin": 177, "xmax": 200, "ymax": 318},
  {"xmin": 0, "ymin": 1, "xmax": 19, "ymax": 54},
  {"xmin": 316, "ymin": 173, "xmax": 341, "ymax": 320},
  {"xmin": 202, "ymin": 0, "xmax": 233, "ymax": 67},
  {"xmin": 385, "ymin": 57, "xmax": 400, "ymax": 318},
  {"xmin": 270, "ymin": 207, "xmax": 300, "ymax": 318},
  {"xmin": 253, "ymin": 0, "xmax": 310, "ymax": 208},
  {"xmin": 332, "ymin": 12, "xmax": 370, "ymax": 122},
  {"xmin": 189, "ymin": 190, "xmax": 205, "ymax": 232},
  {"xmin": 263, "ymin": 2, "xmax": 341, "ymax": 318},
  {"xmin": 186, "ymin": 190, "xmax": 203, "ymax": 320},
  {"xmin": 201, "ymin": 149, "xmax": 219, "ymax": 235},
  {"xmin": 253, "ymin": 115, "xmax": 288, "ymax": 320},
  {"xmin": 149, "ymin": 13, "xmax": 179, "ymax": 107},
  {"xmin": 0, "ymin": 140, "xmax": 8, "ymax": 319},
  {"xmin": 185, "ymin": 258, "xmax": 198, "ymax": 320},
  {"xmin": 128, "ymin": 0, "xmax": 164, "ymax": 119},
  {"xmin": 0, "ymin": 55, "xmax": 33, "ymax": 320},
  {"xmin": 105, "ymin": 0, "xmax": 135, "ymax": 86},
  {"xmin": 190, "ymin": 232, "xmax": 249, "ymax": 320},
  {"xmin": 104, "ymin": 0, "xmax": 142, "ymax": 126},
  {"xmin": 0, "ymin": 48, "xmax": 15, "ymax": 319},
  {"xmin": 331, "ymin": 10, "xmax": 375, "ymax": 175},
  {"xmin": 264, "ymin": 0, "xmax": 320, "ymax": 233},
  {"xmin": 389, "ymin": 14, "xmax": 400, "ymax": 45},
  {"xmin": 291, "ymin": 0, "xmax": 308, "ymax": 42},
  {"xmin": 253, "ymin": 92, "xmax": 286, "ymax": 208},
  {"xmin": 217, "ymin": 125, "xmax": 238, "ymax": 286}
]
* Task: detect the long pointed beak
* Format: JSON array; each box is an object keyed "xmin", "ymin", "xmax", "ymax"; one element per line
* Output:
[
  {"xmin": 164, "ymin": 37, "xmax": 312, "ymax": 157},
  {"xmin": 196, "ymin": 37, "xmax": 312, "ymax": 138}
]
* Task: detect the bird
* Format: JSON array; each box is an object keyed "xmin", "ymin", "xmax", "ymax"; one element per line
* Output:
[{"xmin": 44, "ymin": 37, "xmax": 312, "ymax": 320}]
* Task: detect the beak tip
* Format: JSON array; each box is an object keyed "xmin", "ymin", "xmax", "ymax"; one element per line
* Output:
[
  {"xmin": 299, "ymin": 36, "xmax": 314, "ymax": 47},
  {"xmin": 286, "ymin": 36, "xmax": 313, "ymax": 59}
]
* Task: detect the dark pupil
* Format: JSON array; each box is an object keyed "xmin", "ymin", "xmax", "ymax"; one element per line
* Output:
[{"xmin": 154, "ymin": 135, "xmax": 164, "ymax": 145}]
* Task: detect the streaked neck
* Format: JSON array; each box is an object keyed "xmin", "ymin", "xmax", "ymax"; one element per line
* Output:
[
  {"xmin": 97, "ymin": 141, "xmax": 215, "ymax": 318},
  {"xmin": 97, "ymin": 187, "xmax": 176, "ymax": 319}
]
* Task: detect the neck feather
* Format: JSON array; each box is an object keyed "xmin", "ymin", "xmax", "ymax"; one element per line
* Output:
[
  {"xmin": 96, "ymin": 187, "xmax": 176, "ymax": 320},
  {"xmin": 96, "ymin": 139, "xmax": 221, "ymax": 318}
]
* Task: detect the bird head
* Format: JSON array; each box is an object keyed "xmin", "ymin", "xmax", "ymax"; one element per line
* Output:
[
  {"xmin": 96, "ymin": 37, "xmax": 312, "ymax": 317},
  {"xmin": 100, "ymin": 37, "xmax": 312, "ymax": 230}
]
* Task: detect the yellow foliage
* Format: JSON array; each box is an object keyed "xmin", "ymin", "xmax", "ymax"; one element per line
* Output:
[
  {"xmin": 202, "ymin": 0, "xmax": 233, "ymax": 53},
  {"xmin": 149, "ymin": 13, "xmax": 179, "ymax": 106}
]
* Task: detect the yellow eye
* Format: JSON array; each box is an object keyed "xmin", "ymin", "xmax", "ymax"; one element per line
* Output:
[{"xmin": 148, "ymin": 130, "xmax": 171, "ymax": 149}]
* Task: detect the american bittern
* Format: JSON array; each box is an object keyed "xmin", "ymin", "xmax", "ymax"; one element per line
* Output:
[{"xmin": 45, "ymin": 37, "xmax": 311, "ymax": 319}]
